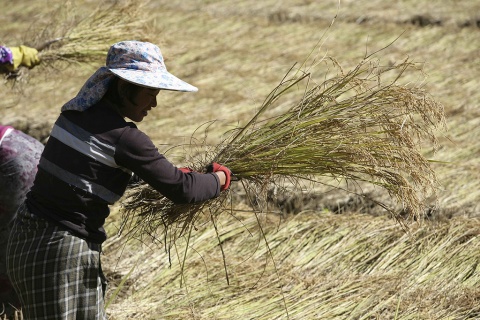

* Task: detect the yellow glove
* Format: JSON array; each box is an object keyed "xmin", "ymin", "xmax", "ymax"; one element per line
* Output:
[{"xmin": 7, "ymin": 45, "xmax": 40, "ymax": 71}]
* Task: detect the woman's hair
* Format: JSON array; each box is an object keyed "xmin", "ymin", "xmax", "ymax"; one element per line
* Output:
[{"xmin": 104, "ymin": 76, "xmax": 144, "ymax": 108}]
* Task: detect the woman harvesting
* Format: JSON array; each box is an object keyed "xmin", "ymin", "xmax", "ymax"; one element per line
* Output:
[{"xmin": 6, "ymin": 40, "xmax": 231, "ymax": 320}]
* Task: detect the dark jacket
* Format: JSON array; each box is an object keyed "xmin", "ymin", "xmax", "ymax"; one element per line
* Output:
[{"xmin": 26, "ymin": 100, "xmax": 220, "ymax": 243}]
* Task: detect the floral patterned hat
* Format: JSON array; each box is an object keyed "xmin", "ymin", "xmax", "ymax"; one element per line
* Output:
[{"xmin": 62, "ymin": 41, "xmax": 197, "ymax": 112}]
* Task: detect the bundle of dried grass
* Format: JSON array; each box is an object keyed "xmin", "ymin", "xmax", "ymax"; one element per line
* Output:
[
  {"xmin": 120, "ymin": 53, "xmax": 445, "ymax": 243},
  {"xmin": 30, "ymin": 0, "xmax": 151, "ymax": 65}
]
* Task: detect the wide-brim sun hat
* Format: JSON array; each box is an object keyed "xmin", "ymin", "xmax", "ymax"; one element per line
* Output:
[
  {"xmin": 62, "ymin": 40, "xmax": 197, "ymax": 112},
  {"xmin": 107, "ymin": 41, "xmax": 198, "ymax": 92}
]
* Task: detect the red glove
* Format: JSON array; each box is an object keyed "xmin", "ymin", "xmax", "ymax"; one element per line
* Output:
[
  {"xmin": 206, "ymin": 162, "xmax": 231, "ymax": 191},
  {"xmin": 178, "ymin": 167, "xmax": 193, "ymax": 173}
]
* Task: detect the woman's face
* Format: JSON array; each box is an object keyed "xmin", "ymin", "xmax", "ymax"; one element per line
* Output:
[{"xmin": 118, "ymin": 83, "xmax": 161, "ymax": 122}]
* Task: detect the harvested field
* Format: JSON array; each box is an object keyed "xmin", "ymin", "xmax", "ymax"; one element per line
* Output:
[{"xmin": 2, "ymin": 0, "xmax": 480, "ymax": 319}]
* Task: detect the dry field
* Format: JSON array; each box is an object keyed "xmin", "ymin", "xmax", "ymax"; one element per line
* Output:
[{"xmin": 2, "ymin": 0, "xmax": 480, "ymax": 319}]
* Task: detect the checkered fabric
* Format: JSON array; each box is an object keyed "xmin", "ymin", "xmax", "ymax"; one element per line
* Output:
[{"xmin": 6, "ymin": 204, "xmax": 107, "ymax": 320}]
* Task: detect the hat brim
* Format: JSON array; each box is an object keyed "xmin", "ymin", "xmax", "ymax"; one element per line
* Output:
[{"xmin": 109, "ymin": 68, "xmax": 198, "ymax": 92}]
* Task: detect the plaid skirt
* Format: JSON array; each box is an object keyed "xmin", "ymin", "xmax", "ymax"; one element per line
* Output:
[{"xmin": 6, "ymin": 204, "xmax": 107, "ymax": 320}]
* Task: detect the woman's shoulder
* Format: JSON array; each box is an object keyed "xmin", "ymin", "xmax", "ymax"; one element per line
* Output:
[{"xmin": 117, "ymin": 125, "xmax": 152, "ymax": 146}]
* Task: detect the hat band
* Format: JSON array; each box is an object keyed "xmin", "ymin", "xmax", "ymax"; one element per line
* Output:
[{"xmin": 108, "ymin": 60, "xmax": 166, "ymax": 73}]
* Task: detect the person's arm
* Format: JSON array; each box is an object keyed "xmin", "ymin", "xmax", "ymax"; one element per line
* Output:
[
  {"xmin": 0, "ymin": 45, "xmax": 40, "ymax": 71},
  {"xmin": 215, "ymin": 171, "xmax": 226, "ymax": 186},
  {"xmin": 115, "ymin": 127, "xmax": 225, "ymax": 204}
]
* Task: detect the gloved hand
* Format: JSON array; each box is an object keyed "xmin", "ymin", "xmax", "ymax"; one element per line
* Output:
[
  {"xmin": 7, "ymin": 45, "xmax": 40, "ymax": 71},
  {"xmin": 179, "ymin": 167, "xmax": 193, "ymax": 173},
  {"xmin": 206, "ymin": 162, "xmax": 231, "ymax": 191}
]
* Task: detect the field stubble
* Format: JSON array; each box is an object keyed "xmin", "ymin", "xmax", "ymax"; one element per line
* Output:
[{"xmin": 2, "ymin": 0, "xmax": 480, "ymax": 319}]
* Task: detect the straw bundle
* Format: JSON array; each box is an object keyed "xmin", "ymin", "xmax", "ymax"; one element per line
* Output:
[
  {"xmin": 30, "ymin": 0, "xmax": 151, "ymax": 65},
  {"xmin": 120, "ymin": 55, "xmax": 445, "ymax": 242}
]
